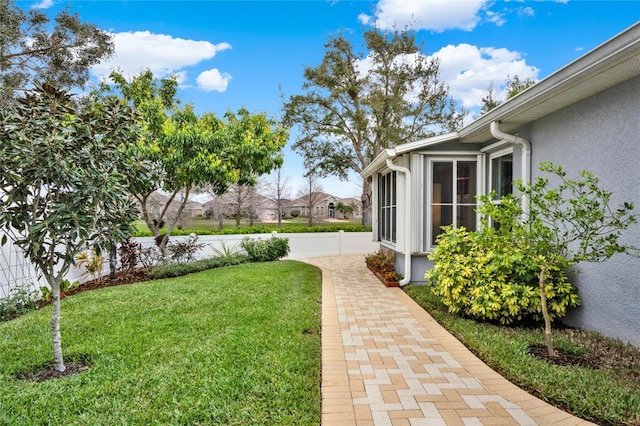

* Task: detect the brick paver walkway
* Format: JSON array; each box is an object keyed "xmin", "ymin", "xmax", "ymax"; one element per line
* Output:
[{"xmin": 304, "ymin": 255, "xmax": 594, "ymax": 426}]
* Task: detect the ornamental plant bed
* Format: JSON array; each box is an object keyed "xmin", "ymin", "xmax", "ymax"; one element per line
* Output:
[
  {"xmin": 365, "ymin": 249, "xmax": 403, "ymax": 287},
  {"xmin": 368, "ymin": 267, "xmax": 400, "ymax": 287}
]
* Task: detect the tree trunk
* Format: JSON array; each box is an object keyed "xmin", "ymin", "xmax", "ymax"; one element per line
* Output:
[
  {"xmin": 109, "ymin": 243, "xmax": 117, "ymax": 279},
  {"xmin": 50, "ymin": 277, "xmax": 66, "ymax": 372},
  {"xmin": 538, "ymin": 266, "xmax": 555, "ymax": 357},
  {"xmin": 361, "ymin": 177, "xmax": 372, "ymax": 227}
]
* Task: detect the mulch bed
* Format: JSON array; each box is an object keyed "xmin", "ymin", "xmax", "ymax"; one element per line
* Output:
[
  {"xmin": 529, "ymin": 344, "xmax": 603, "ymax": 369},
  {"xmin": 66, "ymin": 268, "xmax": 151, "ymax": 295}
]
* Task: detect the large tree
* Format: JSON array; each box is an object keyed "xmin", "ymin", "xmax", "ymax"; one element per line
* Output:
[
  {"xmin": 0, "ymin": 0, "xmax": 113, "ymax": 107},
  {"xmin": 283, "ymin": 28, "xmax": 462, "ymax": 225},
  {"xmin": 103, "ymin": 70, "xmax": 288, "ymax": 258},
  {"xmin": 0, "ymin": 83, "xmax": 139, "ymax": 372}
]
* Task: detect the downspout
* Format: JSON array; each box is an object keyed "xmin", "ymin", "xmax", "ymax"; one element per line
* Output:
[
  {"xmin": 385, "ymin": 158, "xmax": 411, "ymax": 286},
  {"xmin": 490, "ymin": 121, "xmax": 531, "ymax": 216}
]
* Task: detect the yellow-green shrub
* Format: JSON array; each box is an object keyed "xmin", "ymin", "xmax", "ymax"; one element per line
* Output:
[{"xmin": 426, "ymin": 226, "xmax": 580, "ymax": 324}]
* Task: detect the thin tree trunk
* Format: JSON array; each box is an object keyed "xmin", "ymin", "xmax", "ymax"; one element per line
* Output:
[
  {"xmin": 50, "ymin": 277, "xmax": 65, "ymax": 372},
  {"xmin": 361, "ymin": 177, "xmax": 372, "ymax": 227},
  {"xmin": 109, "ymin": 242, "xmax": 117, "ymax": 279},
  {"xmin": 538, "ymin": 266, "xmax": 555, "ymax": 357}
]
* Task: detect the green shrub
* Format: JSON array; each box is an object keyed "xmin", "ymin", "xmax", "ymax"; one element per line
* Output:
[
  {"xmin": 365, "ymin": 248, "xmax": 395, "ymax": 274},
  {"xmin": 290, "ymin": 209, "xmax": 300, "ymax": 218},
  {"xmin": 426, "ymin": 226, "xmax": 580, "ymax": 324},
  {"xmin": 0, "ymin": 284, "xmax": 38, "ymax": 322},
  {"xmin": 240, "ymin": 237, "xmax": 290, "ymax": 262},
  {"xmin": 149, "ymin": 254, "xmax": 248, "ymax": 279}
]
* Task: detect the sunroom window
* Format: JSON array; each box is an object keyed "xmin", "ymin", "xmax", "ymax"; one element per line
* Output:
[
  {"xmin": 428, "ymin": 159, "xmax": 478, "ymax": 247},
  {"xmin": 378, "ymin": 171, "xmax": 397, "ymax": 244},
  {"xmin": 491, "ymin": 152, "xmax": 513, "ymax": 199}
]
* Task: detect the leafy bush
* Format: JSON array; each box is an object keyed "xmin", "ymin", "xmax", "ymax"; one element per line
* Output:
[
  {"xmin": 167, "ymin": 234, "xmax": 205, "ymax": 263},
  {"xmin": 139, "ymin": 246, "xmax": 162, "ymax": 268},
  {"xmin": 211, "ymin": 240, "xmax": 241, "ymax": 260},
  {"xmin": 131, "ymin": 223, "xmax": 371, "ymax": 236},
  {"xmin": 240, "ymin": 237, "xmax": 290, "ymax": 262},
  {"xmin": 119, "ymin": 238, "xmax": 141, "ymax": 270},
  {"xmin": 39, "ymin": 279, "xmax": 78, "ymax": 303},
  {"xmin": 0, "ymin": 284, "xmax": 38, "ymax": 322},
  {"xmin": 290, "ymin": 209, "xmax": 300, "ymax": 218},
  {"xmin": 149, "ymin": 254, "xmax": 248, "ymax": 279},
  {"xmin": 426, "ymin": 226, "xmax": 580, "ymax": 324},
  {"xmin": 365, "ymin": 248, "xmax": 395, "ymax": 274}
]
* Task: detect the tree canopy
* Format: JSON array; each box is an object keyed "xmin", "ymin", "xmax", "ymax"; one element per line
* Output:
[
  {"xmin": 102, "ymin": 70, "xmax": 288, "ymax": 254},
  {"xmin": 283, "ymin": 28, "xmax": 462, "ymax": 225},
  {"xmin": 0, "ymin": 0, "xmax": 113, "ymax": 107}
]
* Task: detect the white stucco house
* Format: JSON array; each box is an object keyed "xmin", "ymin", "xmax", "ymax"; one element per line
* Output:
[{"xmin": 362, "ymin": 23, "xmax": 640, "ymax": 345}]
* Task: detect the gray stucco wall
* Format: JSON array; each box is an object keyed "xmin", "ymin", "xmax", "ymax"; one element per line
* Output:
[{"xmin": 521, "ymin": 75, "xmax": 640, "ymax": 345}]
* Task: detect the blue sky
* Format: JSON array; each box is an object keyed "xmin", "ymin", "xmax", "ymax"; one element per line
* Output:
[{"xmin": 20, "ymin": 0, "xmax": 640, "ymax": 199}]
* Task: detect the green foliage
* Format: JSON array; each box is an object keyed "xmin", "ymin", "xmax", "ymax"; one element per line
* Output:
[
  {"xmin": 149, "ymin": 254, "xmax": 248, "ymax": 279},
  {"xmin": 166, "ymin": 234, "xmax": 205, "ymax": 263},
  {"xmin": 241, "ymin": 237, "xmax": 290, "ymax": 262},
  {"xmin": 101, "ymin": 70, "xmax": 288, "ymax": 256},
  {"xmin": 39, "ymin": 279, "xmax": 78, "ymax": 303},
  {"xmin": 427, "ymin": 226, "xmax": 580, "ymax": 324},
  {"xmin": 75, "ymin": 249, "xmax": 105, "ymax": 282},
  {"xmin": 336, "ymin": 202, "xmax": 354, "ymax": 218},
  {"xmin": 131, "ymin": 222, "xmax": 371, "ymax": 237},
  {"xmin": 290, "ymin": 209, "xmax": 301, "ymax": 218},
  {"xmin": 283, "ymin": 28, "xmax": 463, "ymax": 221},
  {"xmin": 0, "ymin": 82, "xmax": 140, "ymax": 371},
  {"xmin": 211, "ymin": 240, "xmax": 242, "ymax": 260},
  {"xmin": 0, "ymin": 2, "xmax": 113, "ymax": 108},
  {"xmin": 505, "ymin": 74, "xmax": 536, "ymax": 99},
  {"xmin": 0, "ymin": 285, "xmax": 37, "ymax": 322}
]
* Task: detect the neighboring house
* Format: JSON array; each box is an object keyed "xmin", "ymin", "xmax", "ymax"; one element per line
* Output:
[
  {"xmin": 362, "ymin": 23, "xmax": 640, "ymax": 345},
  {"xmin": 203, "ymin": 191, "xmax": 276, "ymax": 221},
  {"xmin": 287, "ymin": 192, "xmax": 363, "ymax": 219}
]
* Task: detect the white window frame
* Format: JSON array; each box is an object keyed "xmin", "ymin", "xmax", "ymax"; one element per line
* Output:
[
  {"xmin": 424, "ymin": 155, "xmax": 481, "ymax": 252},
  {"xmin": 488, "ymin": 147, "xmax": 514, "ymax": 200},
  {"xmin": 377, "ymin": 170, "xmax": 397, "ymax": 245}
]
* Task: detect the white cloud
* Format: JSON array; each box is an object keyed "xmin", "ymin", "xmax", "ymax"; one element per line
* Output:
[
  {"xmin": 196, "ymin": 69, "xmax": 232, "ymax": 92},
  {"xmin": 519, "ymin": 6, "xmax": 535, "ymax": 17},
  {"xmin": 430, "ymin": 44, "xmax": 540, "ymax": 108},
  {"xmin": 31, "ymin": 0, "xmax": 54, "ymax": 9},
  {"xmin": 358, "ymin": 0, "xmax": 488, "ymax": 32},
  {"xmin": 91, "ymin": 31, "xmax": 231, "ymax": 85},
  {"xmin": 485, "ymin": 11, "xmax": 506, "ymax": 26}
]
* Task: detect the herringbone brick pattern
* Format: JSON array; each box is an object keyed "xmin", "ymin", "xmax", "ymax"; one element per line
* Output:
[{"xmin": 305, "ymin": 255, "xmax": 595, "ymax": 426}]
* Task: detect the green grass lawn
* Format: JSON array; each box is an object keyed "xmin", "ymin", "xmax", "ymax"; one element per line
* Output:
[
  {"xmin": 0, "ymin": 261, "xmax": 321, "ymax": 425},
  {"xmin": 405, "ymin": 285, "xmax": 640, "ymax": 425}
]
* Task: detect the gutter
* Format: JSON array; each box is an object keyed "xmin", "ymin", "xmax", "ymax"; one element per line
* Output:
[
  {"xmin": 489, "ymin": 121, "xmax": 531, "ymax": 216},
  {"xmin": 385, "ymin": 158, "xmax": 412, "ymax": 286}
]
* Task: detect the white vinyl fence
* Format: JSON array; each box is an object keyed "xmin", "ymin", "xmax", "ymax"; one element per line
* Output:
[{"xmin": 1, "ymin": 231, "xmax": 377, "ymax": 298}]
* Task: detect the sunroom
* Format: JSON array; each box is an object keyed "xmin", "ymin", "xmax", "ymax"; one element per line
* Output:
[{"xmin": 361, "ymin": 126, "xmax": 524, "ymax": 285}]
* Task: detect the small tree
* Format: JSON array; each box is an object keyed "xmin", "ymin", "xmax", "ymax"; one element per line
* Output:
[
  {"xmin": 478, "ymin": 162, "xmax": 637, "ymax": 356},
  {"xmin": 263, "ymin": 167, "xmax": 291, "ymax": 228},
  {"xmin": 299, "ymin": 170, "xmax": 324, "ymax": 226},
  {"xmin": 102, "ymin": 70, "xmax": 288, "ymax": 260},
  {"xmin": 0, "ymin": 84, "xmax": 139, "ymax": 372},
  {"xmin": 336, "ymin": 202, "xmax": 354, "ymax": 219}
]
